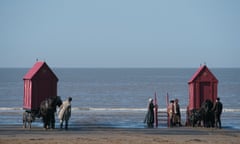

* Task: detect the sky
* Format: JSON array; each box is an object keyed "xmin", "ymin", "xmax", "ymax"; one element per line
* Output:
[{"xmin": 0, "ymin": 0, "xmax": 239, "ymax": 68}]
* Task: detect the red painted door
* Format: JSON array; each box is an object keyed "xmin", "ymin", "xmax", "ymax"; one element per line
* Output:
[{"xmin": 199, "ymin": 82, "xmax": 210, "ymax": 106}]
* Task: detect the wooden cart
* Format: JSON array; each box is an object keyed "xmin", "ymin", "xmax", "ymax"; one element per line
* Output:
[
  {"xmin": 186, "ymin": 65, "xmax": 218, "ymax": 127},
  {"xmin": 22, "ymin": 61, "xmax": 58, "ymax": 128}
]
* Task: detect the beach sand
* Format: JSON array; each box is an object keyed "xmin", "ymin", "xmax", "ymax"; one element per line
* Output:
[{"xmin": 0, "ymin": 125, "xmax": 240, "ymax": 144}]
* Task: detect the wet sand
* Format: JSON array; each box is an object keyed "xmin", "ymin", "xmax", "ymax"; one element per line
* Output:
[{"xmin": 0, "ymin": 125, "xmax": 239, "ymax": 144}]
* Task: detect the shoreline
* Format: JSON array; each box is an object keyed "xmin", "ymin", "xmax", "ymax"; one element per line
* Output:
[{"xmin": 1, "ymin": 125, "xmax": 239, "ymax": 144}]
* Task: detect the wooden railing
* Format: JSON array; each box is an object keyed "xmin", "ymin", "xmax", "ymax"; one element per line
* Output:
[{"xmin": 158, "ymin": 111, "xmax": 168, "ymax": 127}]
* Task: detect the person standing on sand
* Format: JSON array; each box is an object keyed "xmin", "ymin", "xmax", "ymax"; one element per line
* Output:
[
  {"xmin": 173, "ymin": 98, "xmax": 182, "ymax": 126},
  {"xmin": 58, "ymin": 97, "xmax": 72, "ymax": 130},
  {"xmin": 212, "ymin": 97, "xmax": 223, "ymax": 129},
  {"xmin": 144, "ymin": 98, "xmax": 155, "ymax": 128},
  {"xmin": 167, "ymin": 100, "xmax": 174, "ymax": 127}
]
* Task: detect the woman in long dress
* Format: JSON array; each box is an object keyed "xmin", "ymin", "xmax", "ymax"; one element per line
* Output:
[
  {"xmin": 58, "ymin": 97, "xmax": 72, "ymax": 130},
  {"xmin": 144, "ymin": 98, "xmax": 155, "ymax": 128}
]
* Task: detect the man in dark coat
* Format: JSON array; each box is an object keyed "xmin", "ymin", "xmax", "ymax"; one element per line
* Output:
[{"xmin": 212, "ymin": 97, "xmax": 223, "ymax": 128}]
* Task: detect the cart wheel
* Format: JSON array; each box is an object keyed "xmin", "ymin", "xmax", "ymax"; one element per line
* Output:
[
  {"xmin": 23, "ymin": 111, "xmax": 33, "ymax": 129},
  {"xmin": 28, "ymin": 121, "xmax": 32, "ymax": 129}
]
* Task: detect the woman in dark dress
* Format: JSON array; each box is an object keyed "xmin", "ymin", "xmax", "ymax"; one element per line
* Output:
[{"xmin": 144, "ymin": 98, "xmax": 155, "ymax": 128}]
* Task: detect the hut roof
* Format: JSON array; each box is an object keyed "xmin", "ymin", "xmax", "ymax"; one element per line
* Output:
[
  {"xmin": 23, "ymin": 61, "xmax": 58, "ymax": 80},
  {"xmin": 188, "ymin": 65, "xmax": 218, "ymax": 83}
]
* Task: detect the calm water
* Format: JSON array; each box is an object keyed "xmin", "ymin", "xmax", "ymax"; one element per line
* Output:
[{"xmin": 0, "ymin": 68, "xmax": 239, "ymax": 129}]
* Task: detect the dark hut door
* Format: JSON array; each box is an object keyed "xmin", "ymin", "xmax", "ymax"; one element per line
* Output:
[{"xmin": 199, "ymin": 82, "xmax": 211, "ymax": 105}]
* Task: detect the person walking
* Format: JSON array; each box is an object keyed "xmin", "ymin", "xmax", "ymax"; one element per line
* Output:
[
  {"xmin": 58, "ymin": 97, "xmax": 72, "ymax": 130},
  {"xmin": 144, "ymin": 98, "xmax": 155, "ymax": 128},
  {"xmin": 212, "ymin": 97, "xmax": 223, "ymax": 129}
]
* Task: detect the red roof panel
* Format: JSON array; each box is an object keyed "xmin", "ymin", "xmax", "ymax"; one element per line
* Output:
[
  {"xmin": 188, "ymin": 65, "xmax": 205, "ymax": 83},
  {"xmin": 23, "ymin": 62, "xmax": 45, "ymax": 80},
  {"xmin": 188, "ymin": 65, "xmax": 218, "ymax": 83}
]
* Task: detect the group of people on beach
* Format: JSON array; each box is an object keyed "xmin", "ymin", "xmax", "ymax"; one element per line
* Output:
[
  {"xmin": 144, "ymin": 97, "xmax": 182, "ymax": 128},
  {"xmin": 55, "ymin": 96, "xmax": 223, "ymax": 130},
  {"xmin": 167, "ymin": 98, "xmax": 182, "ymax": 127},
  {"xmin": 144, "ymin": 97, "xmax": 223, "ymax": 129},
  {"xmin": 144, "ymin": 97, "xmax": 183, "ymax": 128}
]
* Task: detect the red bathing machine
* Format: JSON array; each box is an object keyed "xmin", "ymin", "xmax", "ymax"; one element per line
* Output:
[
  {"xmin": 23, "ymin": 61, "xmax": 58, "ymax": 112},
  {"xmin": 187, "ymin": 65, "xmax": 218, "ymax": 112}
]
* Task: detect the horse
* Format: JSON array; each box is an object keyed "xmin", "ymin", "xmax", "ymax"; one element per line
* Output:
[
  {"xmin": 40, "ymin": 96, "xmax": 62, "ymax": 129},
  {"xmin": 189, "ymin": 99, "xmax": 215, "ymax": 128},
  {"xmin": 201, "ymin": 99, "xmax": 214, "ymax": 128}
]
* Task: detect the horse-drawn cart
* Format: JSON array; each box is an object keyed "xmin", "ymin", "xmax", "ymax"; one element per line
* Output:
[
  {"xmin": 22, "ymin": 61, "xmax": 61, "ymax": 129},
  {"xmin": 186, "ymin": 65, "xmax": 218, "ymax": 127}
]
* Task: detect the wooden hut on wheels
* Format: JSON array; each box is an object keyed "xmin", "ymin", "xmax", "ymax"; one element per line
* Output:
[
  {"xmin": 23, "ymin": 61, "xmax": 58, "ymax": 112},
  {"xmin": 188, "ymin": 65, "xmax": 218, "ymax": 111}
]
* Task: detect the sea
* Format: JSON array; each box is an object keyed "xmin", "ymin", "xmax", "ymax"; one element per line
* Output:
[{"xmin": 0, "ymin": 68, "xmax": 239, "ymax": 129}]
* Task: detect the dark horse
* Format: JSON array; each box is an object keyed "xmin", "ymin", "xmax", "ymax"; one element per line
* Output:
[
  {"xmin": 190, "ymin": 99, "xmax": 215, "ymax": 128},
  {"xmin": 40, "ymin": 96, "xmax": 62, "ymax": 129},
  {"xmin": 201, "ymin": 99, "xmax": 214, "ymax": 127}
]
